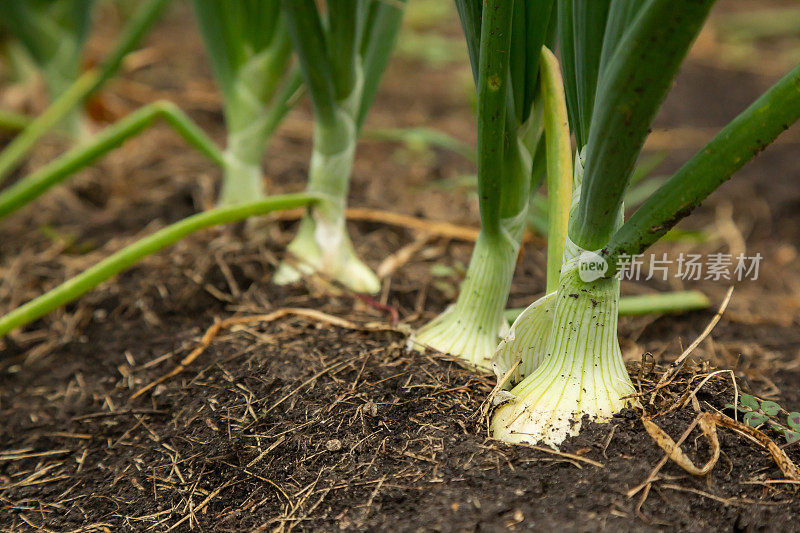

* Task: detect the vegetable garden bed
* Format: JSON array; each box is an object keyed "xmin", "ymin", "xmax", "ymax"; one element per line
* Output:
[{"xmin": 2, "ymin": 1, "xmax": 800, "ymax": 531}]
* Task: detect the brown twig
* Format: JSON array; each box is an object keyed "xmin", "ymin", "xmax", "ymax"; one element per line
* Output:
[
  {"xmin": 272, "ymin": 207, "xmax": 542, "ymax": 244},
  {"xmin": 479, "ymin": 359, "xmax": 521, "ymax": 423},
  {"xmin": 660, "ymin": 484, "xmax": 744, "ymax": 506},
  {"xmin": 642, "ymin": 412, "xmax": 720, "ymax": 476},
  {"xmin": 710, "ymin": 411, "xmax": 800, "ymax": 482},
  {"xmin": 376, "ymin": 234, "xmax": 433, "ymax": 279},
  {"xmin": 516, "ymin": 444, "xmax": 605, "ymax": 469},
  {"xmin": 166, "ymin": 480, "xmax": 234, "ymax": 531},
  {"xmin": 353, "ymin": 294, "xmax": 399, "ymax": 325},
  {"xmin": 650, "ymin": 287, "xmax": 734, "ymax": 404},
  {"xmin": 627, "ymin": 413, "xmax": 704, "ymax": 497}
]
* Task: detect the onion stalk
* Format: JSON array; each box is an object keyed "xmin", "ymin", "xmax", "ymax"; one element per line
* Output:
[
  {"xmin": 273, "ymin": 0, "xmax": 406, "ymax": 294},
  {"xmin": 0, "ymin": 0, "xmax": 94, "ymax": 138},
  {"xmin": 0, "ymin": 1, "xmax": 303, "ymax": 218},
  {"xmin": 0, "ymin": 0, "xmax": 170, "ymax": 184},
  {"xmin": 492, "ymin": 0, "xmax": 800, "ymax": 447},
  {"xmin": 491, "ymin": 148, "xmax": 633, "ymax": 446},
  {"xmin": 415, "ymin": 0, "xmax": 558, "ymax": 368},
  {"xmin": 191, "ymin": 0, "xmax": 302, "ymax": 205}
]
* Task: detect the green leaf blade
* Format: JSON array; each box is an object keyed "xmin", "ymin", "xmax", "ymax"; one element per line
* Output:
[
  {"xmin": 570, "ymin": 0, "xmax": 715, "ymax": 251},
  {"xmin": 744, "ymin": 411, "xmax": 768, "ymax": 427},
  {"xmin": 475, "ymin": 0, "xmax": 516, "ymax": 235},
  {"xmin": 604, "ymin": 60, "xmax": 800, "ymax": 270},
  {"xmin": 356, "ymin": 0, "xmax": 406, "ymax": 130},
  {"xmin": 281, "ymin": 0, "xmax": 337, "ymax": 125},
  {"xmin": 761, "ymin": 401, "xmax": 781, "ymax": 416},
  {"xmin": 788, "ymin": 412, "xmax": 800, "ymax": 431},
  {"xmin": 740, "ymin": 394, "xmax": 760, "ymax": 411}
]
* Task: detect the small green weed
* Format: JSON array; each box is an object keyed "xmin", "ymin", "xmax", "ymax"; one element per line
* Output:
[{"xmin": 726, "ymin": 394, "xmax": 800, "ymax": 446}]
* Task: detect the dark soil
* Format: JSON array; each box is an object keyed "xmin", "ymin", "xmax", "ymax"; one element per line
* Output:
[
  {"xmin": 2, "ymin": 1, "xmax": 800, "ymax": 531},
  {"xmin": 3, "ymin": 312, "xmax": 799, "ymax": 532}
]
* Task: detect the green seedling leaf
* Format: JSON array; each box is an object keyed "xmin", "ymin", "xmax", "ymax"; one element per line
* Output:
[
  {"xmin": 743, "ymin": 411, "xmax": 768, "ymax": 427},
  {"xmin": 39, "ymin": 225, "xmax": 96, "ymax": 254},
  {"xmin": 760, "ymin": 401, "xmax": 781, "ymax": 416},
  {"xmin": 430, "ymin": 264, "xmax": 458, "ymax": 278},
  {"xmin": 660, "ymin": 228, "xmax": 710, "ymax": 243},
  {"xmin": 425, "ymin": 174, "xmax": 477, "ymax": 191},
  {"xmin": 726, "ymin": 403, "xmax": 750, "ymax": 413},
  {"xmin": 364, "ymin": 127, "xmax": 476, "ymax": 163},
  {"xmin": 788, "ymin": 412, "xmax": 800, "ymax": 431},
  {"xmin": 740, "ymin": 394, "xmax": 760, "ymax": 411},
  {"xmin": 396, "ymin": 31, "xmax": 466, "ymax": 67},
  {"xmin": 786, "ymin": 430, "xmax": 800, "ymax": 445},
  {"xmin": 431, "ymin": 279, "xmax": 457, "ymax": 300}
]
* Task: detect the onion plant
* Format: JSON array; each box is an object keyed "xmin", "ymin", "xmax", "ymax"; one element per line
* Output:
[
  {"xmin": 0, "ymin": 0, "xmax": 94, "ymax": 137},
  {"xmin": 0, "ymin": 2, "xmax": 317, "ymax": 340},
  {"xmin": 0, "ymin": 0, "xmax": 170, "ymax": 184},
  {"xmin": 415, "ymin": 0, "xmax": 562, "ymax": 368},
  {"xmin": 272, "ymin": 0, "xmax": 406, "ymax": 294},
  {"xmin": 491, "ymin": 0, "xmax": 800, "ymax": 446},
  {"xmin": 0, "ymin": 0, "xmax": 303, "ymax": 219},
  {"xmin": 191, "ymin": 0, "xmax": 302, "ymax": 205},
  {"xmin": 414, "ymin": 3, "xmax": 708, "ymax": 370}
]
